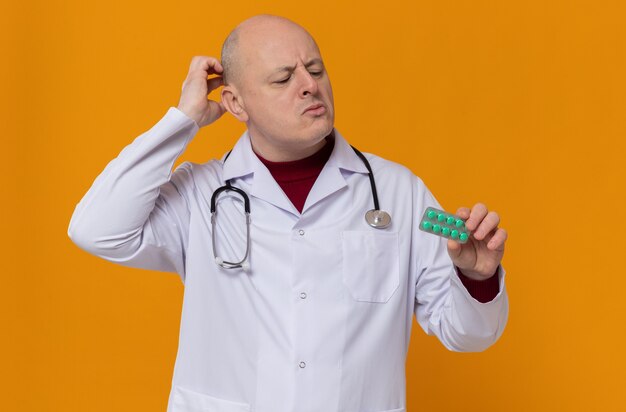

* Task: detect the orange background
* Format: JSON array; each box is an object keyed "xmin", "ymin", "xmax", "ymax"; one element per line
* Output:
[{"xmin": 2, "ymin": 0, "xmax": 625, "ymax": 410}]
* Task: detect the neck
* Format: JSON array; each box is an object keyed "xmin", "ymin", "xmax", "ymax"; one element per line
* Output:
[{"xmin": 248, "ymin": 134, "xmax": 330, "ymax": 162}]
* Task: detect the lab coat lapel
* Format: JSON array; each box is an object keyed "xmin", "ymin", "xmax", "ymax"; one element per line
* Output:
[
  {"xmin": 301, "ymin": 129, "xmax": 369, "ymax": 214},
  {"xmin": 222, "ymin": 131, "xmax": 300, "ymax": 217},
  {"xmin": 249, "ymin": 167, "xmax": 300, "ymax": 216}
]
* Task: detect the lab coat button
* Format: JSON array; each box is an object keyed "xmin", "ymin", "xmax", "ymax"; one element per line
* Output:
[
  {"xmin": 298, "ymin": 230, "xmax": 305, "ymax": 236},
  {"xmin": 300, "ymin": 292, "xmax": 307, "ymax": 299},
  {"xmin": 299, "ymin": 361, "xmax": 306, "ymax": 368}
]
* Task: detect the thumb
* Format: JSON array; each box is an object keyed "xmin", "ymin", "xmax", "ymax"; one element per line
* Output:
[
  {"xmin": 447, "ymin": 239, "xmax": 462, "ymax": 258},
  {"xmin": 205, "ymin": 100, "xmax": 226, "ymax": 124}
]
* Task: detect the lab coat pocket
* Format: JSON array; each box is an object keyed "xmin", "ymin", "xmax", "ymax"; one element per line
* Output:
[
  {"xmin": 171, "ymin": 385, "xmax": 251, "ymax": 412},
  {"xmin": 341, "ymin": 231, "xmax": 400, "ymax": 303}
]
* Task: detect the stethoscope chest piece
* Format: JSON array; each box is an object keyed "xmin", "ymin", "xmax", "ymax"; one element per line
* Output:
[{"xmin": 365, "ymin": 209, "xmax": 391, "ymax": 229}]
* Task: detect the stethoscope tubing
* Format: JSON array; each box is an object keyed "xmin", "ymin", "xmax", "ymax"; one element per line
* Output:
[{"xmin": 210, "ymin": 144, "xmax": 390, "ymax": 269}]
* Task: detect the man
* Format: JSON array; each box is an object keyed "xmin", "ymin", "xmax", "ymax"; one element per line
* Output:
[{"xmin": 68, "ymin": 14, "xmax": 508, "ymax": 412}]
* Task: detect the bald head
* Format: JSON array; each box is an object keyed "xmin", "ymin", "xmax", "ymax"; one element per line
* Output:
[
  {"xmin": 221, "ymin": 15, "xmax": 319, "ymax": 87},
  {"xmin": 220, "ymin": 25, "xmax": 240, "ymax": 86}
]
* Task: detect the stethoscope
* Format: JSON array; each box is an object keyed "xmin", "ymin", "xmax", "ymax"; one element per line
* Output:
[{"xmin": 210, "ymin": 145, "xmax": 391, "ymax": 270}]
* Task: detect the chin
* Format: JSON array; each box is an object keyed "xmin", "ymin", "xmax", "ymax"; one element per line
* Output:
[{"xmin": 307, "ymin": 119, "xmax": 334, "ymax": 140}]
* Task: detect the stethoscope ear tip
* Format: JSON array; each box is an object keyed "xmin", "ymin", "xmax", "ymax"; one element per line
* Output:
[
  {"xmin": 215, "ymin": 256, "xmax": 224, "ymax": 265},
  {"xmin": 241, "ymin": 261, "xmax": 250, "ymax": 272}
]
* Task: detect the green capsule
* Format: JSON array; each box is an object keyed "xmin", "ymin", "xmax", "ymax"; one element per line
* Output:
[
  {"xmin": 433, "ymin": 224, "xmax": 441, "ymax": 233},
  {"xmin": 451, "ymin": 229, "xmax": 459, "ymax": 239},
  {"xmin": 446, "ymin": 216, "xmax": 455, "ymax": 225},
  {"xmin": 459, "ymin": 232, "xmax": 469, "ymax": 242},
  {"xmin": 427, "ymin": 210, "xmax": 437, "ymax": 219},
  {"xmin": 422, "ymin": 221, "xmax": 432, "ymax": 230},
  {"xmin": 437, "ymin": 213, "xmax": 446, "ymax": 222},
  {"xmin": 455, "ymin": 219, "xmax": 464, "ymax": 228},
  {"xmin": 441, "ymin": 227, "xmax": 450, "ymax": 236}
]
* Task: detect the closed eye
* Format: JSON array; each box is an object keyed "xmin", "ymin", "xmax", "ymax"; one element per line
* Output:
[
  {"xmin": 274, "ymin": 76, "xmax": 291, "ymax": 84},
  {"xmin": 273, "ymin": 69, "xmax": 323, "ymax": 85}
]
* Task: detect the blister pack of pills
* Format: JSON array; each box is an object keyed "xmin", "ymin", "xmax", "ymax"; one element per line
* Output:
[{"xmin": 418, "ymin": 207, "xmax": 471, "ymax": 243}]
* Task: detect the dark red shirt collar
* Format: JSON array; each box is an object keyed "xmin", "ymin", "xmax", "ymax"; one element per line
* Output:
[{"xmin": 254, "ymin": 135, "xmax": 335, "ymax": 183}]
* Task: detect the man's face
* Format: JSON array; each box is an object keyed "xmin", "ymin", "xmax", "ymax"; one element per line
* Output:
[{"xmin": 234, "ymin": 22, "xmax": 335, "ymax": 156}]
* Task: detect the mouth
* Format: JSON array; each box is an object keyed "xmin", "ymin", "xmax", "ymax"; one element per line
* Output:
[{"xmin": 303, "ymin": 103, "xmax": 327, "ymax": 116}]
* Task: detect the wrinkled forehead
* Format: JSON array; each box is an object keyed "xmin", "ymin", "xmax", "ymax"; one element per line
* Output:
[{"xmin": 239, "ymin": 25, "xmax": 323, "ymax": 77}]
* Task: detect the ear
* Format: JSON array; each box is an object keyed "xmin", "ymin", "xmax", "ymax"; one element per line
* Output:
[{"xmin": 221, "ymin": 85, "xmax": 249, "ymax": 122}]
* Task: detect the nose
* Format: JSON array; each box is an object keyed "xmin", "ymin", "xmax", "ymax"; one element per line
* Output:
[{"xmin": 298, "ymin": 68, "xmax": 319, "ymax": 98}]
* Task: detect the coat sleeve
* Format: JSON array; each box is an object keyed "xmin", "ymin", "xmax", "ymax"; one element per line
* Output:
[
  {"xmin": 67, "ymin": 107, "xmax": 199, "ymax": 282},
  {"xmin": 412, "ymin": 175, "xmax": 509, "ymax": 352}
]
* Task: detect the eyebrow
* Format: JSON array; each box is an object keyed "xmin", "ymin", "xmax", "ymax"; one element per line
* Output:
[{"xmin": 271, "ymin": 58, "xmax": 324, "ymax": 76}]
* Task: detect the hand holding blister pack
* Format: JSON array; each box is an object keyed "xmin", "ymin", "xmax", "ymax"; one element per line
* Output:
[{"xmin": 419, "ymin": 207, "xmax": 471, "ymax": 243}]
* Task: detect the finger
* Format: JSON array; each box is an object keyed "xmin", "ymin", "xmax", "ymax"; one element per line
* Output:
[
  {"xmin": 207, "ymin": 100, "xmax": 226, "ymax": 118},
  {"xmin": 465, "ymin": 203, "xmax": 488, "ymax": 231},
  {"xmin": 473, "ymin": 211, "xmax": 500, "ymax": 240},
  {"xmin": 205, "ymin": 59, "xmax": 224, "ymax": 75},
  {"xmin": 455, "ymin": 207, "xmax": 471, "ymax": 220},
  {"xmin": 189, "ymin": 56, "xmax": 224, "ymax": 75},
  {"xmin": 447, "ymin": 238, "xmax": 462, "ymax": 257},
  {"xmin": 188, "ymin": 56, "xmax": 205, "ymax": 73},
  {"xmin": 207, "ymin": 76, "xmax": 224, "ymax": 93},
  {"xmin": 487, "ymin": 228, "xmax": 508, "ymax": 251},
  {"xmin": 200, "ymin": 56, "xmax": 223, "ymax": 74}
]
